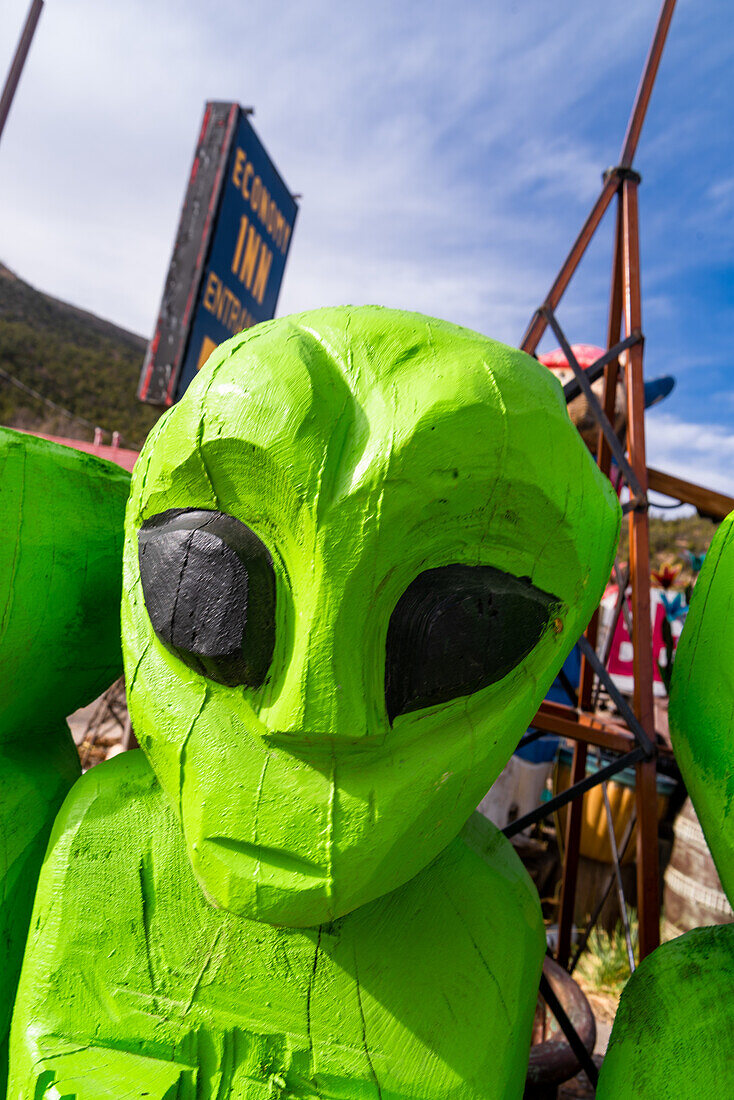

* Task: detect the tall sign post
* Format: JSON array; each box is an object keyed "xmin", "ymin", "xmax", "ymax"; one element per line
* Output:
[
  {"xmin": 0, "ymin": 0, "xmax": 44, "ymax": 145},
  {"xmin": 139, "ymin": 102, "xmax": 298, "ymax": 406},
  {"xmin": 514, "ymin": 0, "xmax": 679, "ymax": 965}
]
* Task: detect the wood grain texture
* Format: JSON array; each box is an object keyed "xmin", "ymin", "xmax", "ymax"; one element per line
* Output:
[
  {"xmin": 596, "ymin": 926, "xmax": 734, "ymax": 1098},
  {"xmin": 0, "ymin": 428, "xmax": 130, "ymax": 1090},
  {"xmin": 10, "ymin": 752, "xmax": 546, "ymax": 1099},
  {"xmin": 9, "ymin": 307, "xmax": 622, "ymax": 1097}
]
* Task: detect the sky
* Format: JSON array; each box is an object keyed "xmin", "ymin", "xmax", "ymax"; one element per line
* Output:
[{"xmin": 0, "ymin": 0, "xmax": 732, "ymax": 497}]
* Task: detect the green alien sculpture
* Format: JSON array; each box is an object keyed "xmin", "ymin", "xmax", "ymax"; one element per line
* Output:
[
  {"xmin": 6, "ymin": 307, "xmax": 620, "ymax": 1098},
  {"xmin": 597, "ymin": 511, "xmax": 734, "ymax": 1098},
  {"xmin": 0, "ymin": 428, "xmax": 130, "ymax": 1091}
]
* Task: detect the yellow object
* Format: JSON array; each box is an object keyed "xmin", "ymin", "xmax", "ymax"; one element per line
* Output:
[
  {"xmin": 197, "ymin": 335, "xmax": 218, "ymax": 371},
  {"xmin": 554, "ymin": 754, "xmax": 671, "ymax": 864}
]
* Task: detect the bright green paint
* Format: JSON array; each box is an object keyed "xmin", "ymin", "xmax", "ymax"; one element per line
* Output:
[
  {"xmin": 597, "ymin": 511, "xmax": 734, "ymax": 1098},
  {"xmin": 123, "ymin": 307, "xmax": 620, "ymax": 928},
  {"xmin": 668, "ymin": 511, "xmax": 734, "ymax": 899},
  {"xmin": 0, "ymin": 428, "xmax": 130, "ymax": 741},
  {"xmin": 0, "ymin": 428, "xmax": 130, "ymax": 1090},
  {"xmin": 0, "ymin": 728, "xmax": 79, "ymax": 1094},
  {"xmin": 10, "ymin": 750, "xmax": 547, "ymax": 1098},
  {"xmin": 596, "ymin": 925, "xmax": 734, "ymax": 1098},
  {"xmin": 9, "ymin": 308, "xmax": 621, "ymax": 1097}
]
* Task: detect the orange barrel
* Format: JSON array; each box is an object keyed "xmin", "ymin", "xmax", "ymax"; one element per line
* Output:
[{"xmin": 554, "ymin": 745, "xmax": 675, "ymax": 864}]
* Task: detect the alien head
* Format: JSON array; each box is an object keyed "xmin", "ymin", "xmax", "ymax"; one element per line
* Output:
[{"xmin": 122, "ymin": 306, "xmax": 620, "ymax": 927}]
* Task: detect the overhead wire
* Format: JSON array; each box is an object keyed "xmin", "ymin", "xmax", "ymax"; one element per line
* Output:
[{"xmin": 0, "ymin": 363, "xmax": 137, "ymax": 449}]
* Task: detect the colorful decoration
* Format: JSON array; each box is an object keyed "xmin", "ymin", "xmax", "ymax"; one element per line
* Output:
[
  {"xmin": 650, "ymin": 560, "xmax": 682, "ymax": 589},
  {"xmin": 7, "ymin": 308, "xmax": 620, "ymax": 1097},
  {"xmin": 658, "ymin": 590, "xmax": 686, "ymax": 622},
  {"xmin": 684, "ymin": 549, "xmax": 706, "ymax": 574},
  {"xmin": 598, "ymin": 512, "xmax": 734, "ymax": 1097},
  {"xmin": 603, "ymin": 584, "xmax": 685, "ymax": 698}
]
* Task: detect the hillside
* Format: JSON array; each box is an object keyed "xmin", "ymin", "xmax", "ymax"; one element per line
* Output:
[
  {"xmin": 619, "ymin": 513, "xmax": 718, "ymax": 585},
  {"xmin": 0, "ymin": 262, "xmax": 160, "ymax": 447}
]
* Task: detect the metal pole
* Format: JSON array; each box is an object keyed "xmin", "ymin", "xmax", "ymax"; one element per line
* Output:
[
  {"xmin": 556, "ymin": 740, "xmax": 588, "ymax": 968},
  {"xmin": 542, "ymin": 307, "xmax": 645, "ymax": 502},
  {"xmin": 600, "ymin": 767, "xmax": 636, "ymax": 972},
  {"xmin": 539, "ymin": 971, "xmax": 599, "ymax": 1087},
  {"xmin": 520, "ymin": 174, "xmax": 618, "ymax": 354},
  {"xmin": 592, "ymin": 564, "xmax": 630, "ymax": 711},
  {"xmin": 569, "ymin": 812, "xmax": 636, "ymax": 974},
  {"xmin": 0, "ymin": 0, "xmax": 44, "ymax": 146}
]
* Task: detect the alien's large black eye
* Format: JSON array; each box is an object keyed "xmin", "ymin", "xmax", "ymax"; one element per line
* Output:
[
  {"xmin": 385, "ymin": 564, "xmax": 560, "ymax": 722},
  {"xmin": 138, "ymin": 509, "xmax": 275, "ymax": 688}
]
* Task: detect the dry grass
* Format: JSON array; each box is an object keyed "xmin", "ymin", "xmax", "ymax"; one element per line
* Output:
[{"xmin": 575, "ymin": 913, "xmax": 638, "ymax": 1016}]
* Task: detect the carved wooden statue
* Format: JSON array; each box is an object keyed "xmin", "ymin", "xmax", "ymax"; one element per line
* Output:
[{"xmin": 3, "ymin": 307, "xmax": 620, "ymax": 1097}]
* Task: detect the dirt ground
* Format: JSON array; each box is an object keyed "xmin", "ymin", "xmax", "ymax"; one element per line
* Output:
[{"xmin": 556, "ymin": 1055, "xmax": 605, "ymax": 1098}]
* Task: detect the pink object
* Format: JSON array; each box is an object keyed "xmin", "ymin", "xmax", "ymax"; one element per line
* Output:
[
  {"xmin": 603, "ymin": 584, "xmax": 684, "ymax": 697},
  {"xmin": 12, "ymin": 428, "xmax": 139, "ymax": 473},
  {"xmin": 539, "ymin": 345, "xmax": 606, "ymax": 374}
]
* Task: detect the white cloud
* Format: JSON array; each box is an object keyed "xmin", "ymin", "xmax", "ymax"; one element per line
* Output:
[
  {"xmin": 0, "ymin": 0, "xmax": 730, "ymax": 526},
  {"xmin": 646, "ymin": 412, "xmax": 734, "ymax": 499},
  {"xmin": 0, "ymin": 0, "xmax": 730, "ymax": 520},
  {"xmin": 0, "ymin": 0, "xmax": 651, "ymax": 343},
  {"xmin": 707, "ymin": 176, "xmax": 734, "ymax": 214}
]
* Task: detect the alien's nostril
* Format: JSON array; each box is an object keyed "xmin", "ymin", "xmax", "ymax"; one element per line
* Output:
[{"xmin": 138, "ymin": 508, "xmax": 276, "ymax": 688}]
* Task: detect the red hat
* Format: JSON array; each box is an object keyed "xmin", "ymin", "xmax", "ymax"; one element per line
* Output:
[{"xmin": 539, "ymin": 345, "xmax": 605, "ymax": 372}]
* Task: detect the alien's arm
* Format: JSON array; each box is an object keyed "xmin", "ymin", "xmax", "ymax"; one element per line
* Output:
[
  {"xmin": 596, "ymin": 925, "xmax": 734, "ymax": 1098},
  {"xmin": 0, "ymin": 428, "xmax": 130, "ymax": 1089},
  {"xmin": 599, "ymin": 514, "xmax": 734, "ymax": 1097}
]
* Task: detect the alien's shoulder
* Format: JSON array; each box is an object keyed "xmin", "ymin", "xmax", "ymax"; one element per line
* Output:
[
  {"xmin": 42, "ymin": 750, "xmax": 173, "ymax": 882},
  {"xmin": 52, "ymin": 748, "xmax": 165, "ymax": 830},
  {"xmin": 336, "ymin": 813, "xmax": 545, "ymax": 1097},
  {"xmin": 451, "ymin": 811, "xmax": 545, "ymax": 931},
  {"xmin": 362, "ymin": 810, "xmax": 545, "ymax": 963},
  {"xmin": 597, "ymin": 925, "xmax": 734, "ymax": 1098}
]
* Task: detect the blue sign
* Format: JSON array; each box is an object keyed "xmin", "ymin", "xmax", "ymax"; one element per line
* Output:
[
  {"xmin": 175, "ymin": 111, "xmax": 298, "ymax": 400},
  {"xmin": 140, "ymin": 103, "xmax": 298, "ymax": 406}
]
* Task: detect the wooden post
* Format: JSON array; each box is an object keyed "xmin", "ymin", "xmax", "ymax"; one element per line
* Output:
[
  {"xmin": 517, "ymin": 0, "xmax": 679, "ymax": 968},
  {"xmin": 578, "ymin": 195, "xmax": 626, "ymax": 712},
  {"xmin": 0, "ymin": 0, "xmax": 44, "ymax": 146},
  {"xmin": 520, "ymin": 176, "xmax": 618, "ymax": 355},
  {"xmin": 597, "ymin": 195, "xmax": 625, "ymax": 480},
  {"xmin": 619, "ymin": 0, "xmax": 679, "ymax": 168},
  {"xmin": 621, "ymin": 176, "xmax": 660, "ymax": 958}
]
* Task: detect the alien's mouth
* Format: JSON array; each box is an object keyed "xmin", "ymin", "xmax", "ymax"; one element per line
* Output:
[{"xmin": 204, "ymin": 836, "xmax": 328, "ymax": 884}]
